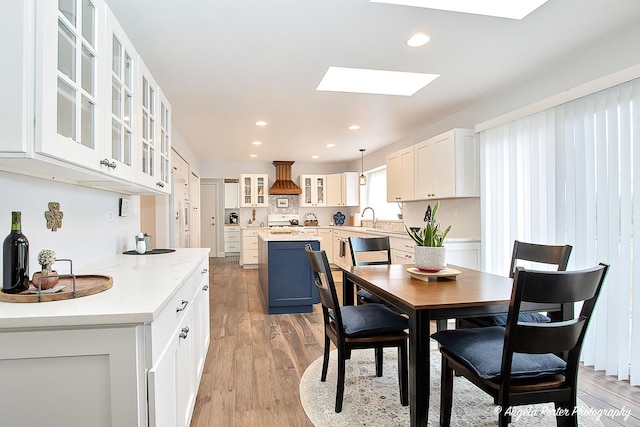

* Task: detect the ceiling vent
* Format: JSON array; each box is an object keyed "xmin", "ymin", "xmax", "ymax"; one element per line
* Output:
[{"xmin": 269, "ymin": 161, "xmax": 302, "ymax": 195}]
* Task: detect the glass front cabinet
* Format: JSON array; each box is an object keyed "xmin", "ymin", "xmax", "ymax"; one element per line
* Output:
[
  {"xmin": 300, "ymin": 175, "xmax": 326, "ymax": 207},
  {"xmin": 0, "ymin": 0, "xmax": 171, "ymax": 195},
  {"xmin": 36, "ymin": 0, "xmax": 107, "ymax": 171},
  {"xmin": 240, "ymin": 174, "xmax": 268, "ymax": 207}
]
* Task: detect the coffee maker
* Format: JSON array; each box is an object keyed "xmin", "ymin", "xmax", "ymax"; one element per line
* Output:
[{"xmin": 229, "ymin": 212, "xmax": 239, "ymax": 224}]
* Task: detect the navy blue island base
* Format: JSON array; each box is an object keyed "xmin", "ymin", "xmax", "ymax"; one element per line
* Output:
[{"xmin": 258, "ymin": 237, "xmax": 320, "ymax": 314}]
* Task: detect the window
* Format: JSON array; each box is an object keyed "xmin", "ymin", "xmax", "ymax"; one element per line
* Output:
[
  {"xmin": 479, "ymin": 77, "xmax": 640, "ymax": 384},
  {"xmin": 360, "ymin": 167, "xmax": 401, "ymax": 220}
]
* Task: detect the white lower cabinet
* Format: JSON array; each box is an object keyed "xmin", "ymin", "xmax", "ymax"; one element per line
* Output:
[
  {"xmin": 0, "ymin": 250, "xmax": 209, "ymax": 427},
  {"xmin": 224, "ymin": 226, "xmax": 241, "ymax": 253},
  {"xmin": 318, "ymin": 228, "xmax": 333, "ymax": 263},
  {"xmin": 391, "ymin": 237, "xmax": 416, "ymax": 264},
  {"xmin": 148, "ymin": 259, "xmax": 209, "ymax": 427},
  {"xmin": 0, "ymin": 326, "xmax": 147, "ymax": 427},
  {"xmin": 241, "ymin": 228, "xmax": 261, "ymax": 268}
]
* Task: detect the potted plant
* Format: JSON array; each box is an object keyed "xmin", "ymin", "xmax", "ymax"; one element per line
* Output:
[
  {"xmin": 31, "ymin": 249, "xmax": 59, "ymax": 289},
  {"xmin": 405, "ymin": 201, "xmax": 451, "ymax": 271}
]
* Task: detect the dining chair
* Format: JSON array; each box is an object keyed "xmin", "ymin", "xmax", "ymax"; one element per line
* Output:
[
  {"xmin": 305, "ymin": 245, "xmax": 409, "ymax": 413},
  {"xmin": 348, "ymin": 236, "xmax": 392, "ymax": 304},
  {"xmin": 432, "ymin": 264, "xmax": 608, "ymax": 427},
  {"xmin": 461, "ymin": 240, "xmax": 572, "ymax": 327}
]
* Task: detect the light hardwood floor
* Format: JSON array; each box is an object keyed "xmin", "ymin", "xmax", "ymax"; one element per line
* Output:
[{"xmin": 190, "ymin": 256, "xmax": 640, "ymax": 427}]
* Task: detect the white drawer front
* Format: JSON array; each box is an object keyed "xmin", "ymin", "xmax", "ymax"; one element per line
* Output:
[
  {"xmin": 242, "ymin": 236, "xmax": 259, "ymax": 250},
  {"xmin": 225, "ymin": 232, "xmax": 241, "ymax": 243},
  {"xmin": 392, "ymin": 249, "xmax": 414, "ymax": 264},
  {"xmin": 243, "ymin": 249, "xmax": 259, "ymax": 264},
  {"xmin": 225, "ymin": 242, "xmax": 241, "ymax": 252}
]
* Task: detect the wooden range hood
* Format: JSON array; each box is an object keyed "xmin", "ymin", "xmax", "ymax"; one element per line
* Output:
[{"xmin": 269, "ymin": 161, "xmax": 302, "ymax": 195}]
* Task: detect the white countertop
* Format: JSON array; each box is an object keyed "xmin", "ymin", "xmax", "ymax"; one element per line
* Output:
[
  {"xmin": 0, "ymin": 248, "xmax": 210, "ymax": 329},
  {"xmin": 258, "ymin": 230, "xmax": 322, "ymax": 242}
]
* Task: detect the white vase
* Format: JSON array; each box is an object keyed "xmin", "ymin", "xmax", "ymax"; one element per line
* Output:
[{"xmin": 414, "ymin": 246, "xmax": 446, "ymax": 272}]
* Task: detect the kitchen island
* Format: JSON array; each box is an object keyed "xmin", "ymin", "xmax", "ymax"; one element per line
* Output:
[
  {"xmin": 0, "ymin": 248, "xmax": 210, "ymax": 427},
  {"xmin": 257, "ymin": 230, "xmax": 320, "ymax": 314}
]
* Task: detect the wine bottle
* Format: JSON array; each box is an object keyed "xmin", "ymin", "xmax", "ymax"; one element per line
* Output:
[{"xmin": 2, "ymin": 211, "xmax": 29, "ymax": 294}]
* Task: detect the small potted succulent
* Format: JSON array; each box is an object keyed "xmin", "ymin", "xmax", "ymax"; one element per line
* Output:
[
  {"xmin": 405, "ymin": 201, "xmax": 451, "ymax": 271},
  {"xmin": 31, "ymin": 249, "xmax": 59, "ymax": 289}
]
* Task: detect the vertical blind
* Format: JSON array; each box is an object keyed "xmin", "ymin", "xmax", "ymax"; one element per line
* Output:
[{"xmin": 479, "ymin": 78, "xmax": 640, "ymax": 384}]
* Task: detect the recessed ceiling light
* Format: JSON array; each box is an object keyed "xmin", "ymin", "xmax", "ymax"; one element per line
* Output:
[
  {"xmin": 249, "ymin": 154, "xmax": 257, "ymax": 158},
  {"xmin": 326, "ymin": 144, "xmax": 336, "ymax": 148},
  {"xmin": 317, "ymin": 67, "xmax": 439, "ymax": 96},
  {"xmin": 311, "ymin": 155, "xmax": 319, "ymax": 159},
  {"xmin": 255, "ymin": 121, "xmax": 267, "ymax": 126},
  {"xmin": 252, "ymin": 141, "xmax": 262, "ymax": 145},
  {"xmin": 370, "ymin": 0, "xmax": 548, "ymax": 19},
  {"xmin": 348, "ymin": 125, "xmax": 360, "ymax": 130},
  {"xmin": 406, "ymin": 33, "xmax": 430, "ymax": 47}
]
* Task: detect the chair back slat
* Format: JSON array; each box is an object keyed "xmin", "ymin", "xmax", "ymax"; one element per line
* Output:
[
  {"xmin": 502, "ymin": 264, "xmax": 608, "ymax": 384},
  {"xmin": 518, "ymin": 268, "xmax": 603, "ymax": 304},
  {"xmin": 509, "ymin": 241, "xmax": 572, "ymax": 278},
  {"xmin": 349, "ymin": 237, "xmax": 392, "ymax": 266},
  {"xmin": 512, "ymin": 318, "xmax": 586, "ymax": 354}
]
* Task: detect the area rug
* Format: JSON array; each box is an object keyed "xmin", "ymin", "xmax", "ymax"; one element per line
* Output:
[{"xmin": 300, "ymin": 348, "xmax": 604, "ymax": 426}]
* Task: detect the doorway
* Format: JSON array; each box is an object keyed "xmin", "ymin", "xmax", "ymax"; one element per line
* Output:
[{"xmin": 201, "ymin": 180, "xmax": 221, "ymax": 257}]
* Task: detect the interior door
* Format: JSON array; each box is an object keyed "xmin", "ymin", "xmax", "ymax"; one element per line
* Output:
[{"xmin": 200, "ymin": 182, "xmax": 218, "ymax": 257}]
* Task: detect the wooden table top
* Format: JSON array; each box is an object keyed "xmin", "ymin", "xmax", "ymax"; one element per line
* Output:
[{"xmin": 347, "ymin": 264, "xmax": 514, "ymax": 310}]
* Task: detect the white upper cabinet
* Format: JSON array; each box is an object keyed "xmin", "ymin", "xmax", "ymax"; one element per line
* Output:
[
  {"xmin": 35, "ymin": 0, "xmax": 106, "ymax": 171},
  {"xmin": 240, "ymin": 174, "xmax": 268, "ymax": 207},
  {"xmin": 0, "ymin": 0, "xmax": 171, "ymax": 195},
  {"xmin": 137, "ymin": 60, "xmax": 171, "ymax": 194},
  {"xmin": 105, "ymin": 6, "xmax": 136, "ymax": 181},
  {"xmin": 326, "ymin": 172, "xmax": 359, "ymax": 207},
  {"xmin": 386, "ymin": 147, "xmax": 414, "ymax": 202},
  {"xmin": 224, "ymin": 182, "xmax": 239, "ymax": 208},
  {"xmin": 414, "ymin": 129, "xmax": 478, "ymax": 200},
  {"xmin": 300, "ymin": 175, "xmax": 326, "ymax": 207}
]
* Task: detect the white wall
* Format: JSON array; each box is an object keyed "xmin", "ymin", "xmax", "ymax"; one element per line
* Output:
[
  {"xmin": 403, "ymin": 198, "xmax": 480, "ymax": 239},
  {"xmin": 200, "ymin": 160, "xmax": 351, "ymax": 180},
  {"xmin": 0, "ymin": 171, "xmax": 141, "ymax": 272}
]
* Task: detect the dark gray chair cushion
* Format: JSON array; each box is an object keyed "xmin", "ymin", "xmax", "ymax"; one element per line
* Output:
[
  {"xmin": 471, "ymin": 312, "xmax": 551, "ymax": 327},
  {"xmin": 431, "ymin": 326, "xmax": 566, "ymax": 380},
  {"xmin": 336, "ymin": 304, "xmax": 408, "ymax": 338}
]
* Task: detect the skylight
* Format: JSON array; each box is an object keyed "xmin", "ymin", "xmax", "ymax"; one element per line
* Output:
[
  {"xmin": 316, "ymin": 67, "xmax": 439, "ymax": 97},
  {"xmin": 370, "ymin": 0, "xmax": 549, "ymax": 20}
]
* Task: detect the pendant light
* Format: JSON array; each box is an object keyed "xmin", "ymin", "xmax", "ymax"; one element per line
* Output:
[{"xmin": 359, "ymin": 148, "xmax": 367, "ymax": 185}]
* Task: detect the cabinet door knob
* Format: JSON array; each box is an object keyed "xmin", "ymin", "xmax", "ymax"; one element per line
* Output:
[
  {"xmin": 179, "ymin": 327, "xmax": 189, "ymax": 339},
  {"xmin": 201, "ymin": 268, "xmax": 208, "ymax": 274},
  {"xmin": 202, "ymin": 284, "xmax": 209, "ymax": 291},
  {"xmin": 176, "ymin": 300, "xmax": 189, "ymax": 312}
]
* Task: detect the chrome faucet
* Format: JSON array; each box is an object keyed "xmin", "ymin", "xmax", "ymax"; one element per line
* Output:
[{"xmin": 361, "ymin": 207, "xmax": 376, "ymax": 227}]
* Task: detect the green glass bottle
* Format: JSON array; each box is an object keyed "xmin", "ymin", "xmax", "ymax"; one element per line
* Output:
[{"xmin": 2, "ymin": 211, "xmax": 29, "ymax": 293}]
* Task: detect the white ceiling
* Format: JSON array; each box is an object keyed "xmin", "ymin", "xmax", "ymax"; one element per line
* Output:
[{"xmin": 105, "ymin": 0, "xmax": 640, "ymax": 164}]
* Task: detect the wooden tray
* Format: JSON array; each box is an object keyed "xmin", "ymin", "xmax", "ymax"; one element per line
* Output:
[
  {"xmin": 0, "ymin": 275, "xmax": 112, "ymax": 303},
  {"xmin": 406, "ymin": 267, "xmax": 461, "ymax": 281}
]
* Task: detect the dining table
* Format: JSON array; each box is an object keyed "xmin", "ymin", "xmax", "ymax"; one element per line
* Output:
[{"xmin": 342, "ymin": 264, "xmax": 572, "ymax": 427}]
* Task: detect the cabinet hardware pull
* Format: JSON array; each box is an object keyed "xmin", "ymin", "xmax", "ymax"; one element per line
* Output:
[
  {"xmin": 156, "ymin": 181, "xmax": 165, "ymax": 187},
  {"xmin": 176, "ymin": 300, "xmax": 189, "ymax": 312},
  {"xmin": 201, "ymin": 268, "xmax": 208, "ymax": 274},
  {"xmin": 99, "ymin": 158, "xmax": 116, "ymax": 169},
  {"xmin": 202, "ymin": 284, "xmax": 209, "ymax": 291}
]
